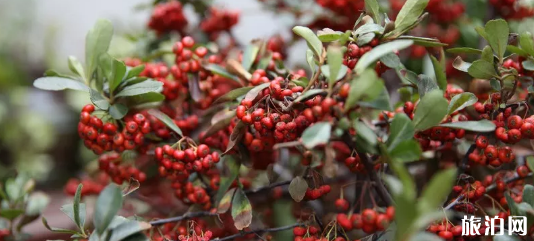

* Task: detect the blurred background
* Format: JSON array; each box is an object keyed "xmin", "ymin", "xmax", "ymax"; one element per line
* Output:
[{"xmin": 0, "ymin": 0, "xmax": 296, "ymax": 239}]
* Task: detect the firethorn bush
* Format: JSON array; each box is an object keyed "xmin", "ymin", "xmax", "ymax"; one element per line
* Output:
[{"xmin": 2, "ymin": 0, "xmax": 534, "ymax": 240}]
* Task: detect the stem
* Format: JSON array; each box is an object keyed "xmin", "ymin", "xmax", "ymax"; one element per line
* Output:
[
  {"xmin": 244, "ymin": 180, "xmax": 292, "ymax": 195},
  {"xmin": 212, "ymin": 223, "xmax": 303, "ymax": 241},
  {"xmin": 149, "ymin": 211, "xmax": 217, "ymax": 226},
  {"xmin": 341, "ymin": 133, "xmax": 393, "ymax": 206}
]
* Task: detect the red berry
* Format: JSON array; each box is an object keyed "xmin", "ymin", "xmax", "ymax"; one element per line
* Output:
[
  {"xmin": 507, "ymin": 115, "xmax": 524, "ymax": 129},
  {"xmin": 181, "ymin": 36, "xmax": 195, "ymax": 48}
]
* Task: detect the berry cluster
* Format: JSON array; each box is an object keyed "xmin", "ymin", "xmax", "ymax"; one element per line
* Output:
[
  {"xmin": 171, "ymin": 181, "xmax": 212, "ymax": 210},
  {"xmin": 336, "ymin": 207, "xmax": 395, "ymax": 234},
  {"xmin": 200, "ymin": 7, "xmax": 240, "ymax": 40},
  {"xmin": 345, "ymin": 41, "xmax": 390, "ymax": 75},
  {"xmin": 178, "ymin": 230, "xmax": 213, "ymax": 241},
  {"xmin": 489, "ymin": 0, "xmax": 534, "ymax": 19},
  {"xmin": 78, "ymin": 105, "xmax": 150, "ymax": 154},
  {"xmin": 64, "ymin": 177, "xmax": 106, "ymax": 196},
  {"xmin": 148, "ymin": 1, "xmax": 188, "ymax": 35},
  {"xmin": 97, "ymin": 152, "xmax": 147, "ymax": 184},
  {"xmin": 145, "ymin": 106, "xmax": 199, "ymax": 139},
  {"xmin": 292, "ymin": 225, "xmax": 323, "ymax": 241},
  {"xmin": 304, "ymin": 185, "xmax": 331, "ymax": 200},
  {"xmin": 155, "ymin": 143, "xmax": 220, "ymax": 181},
  {"xmin": 427, "ymin": 221, "xmax": 469, "ymax": 240},
  {"xmin": 452, "ymin": 180, "xmax": 486, "ymax": 203},
  {"xmin": 426, "ymin": 23, "xmax": 461, "ymax": 45},
  {"xmin": 426, "ymin": 0, "xmax": 465, "ymax": 23}
]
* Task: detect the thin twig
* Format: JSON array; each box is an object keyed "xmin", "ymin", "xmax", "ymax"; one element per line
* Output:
[
  {"xmin": 245, "ymin": 180, "xmax": 292, "ymax": 195},
  {"xmin": 149, "ymin": 211, "xmax": 217, "ymax": 226}
]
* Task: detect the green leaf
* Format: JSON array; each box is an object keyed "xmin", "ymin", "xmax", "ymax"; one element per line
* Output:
[
  {"xmin": 68, "ymin": 56, "xmax": 86, "ymax": 78},
  {"xmin": 109, "ymin": 59, "xmax": 127, "ymax": 93},
  {"xmin": 306, "ymin": 49, "xmax": 316, "ymax": 77},
  {"xmin": 452, "ymin": 56, "xmax": 472, "ymax": 72},
  {"xmin": 26, "ymin": 192, "xmax": 50, "ymax": 216},
  {"xmin": 523, "ymin": 60, "xmax": 534, "ymax": 71},
  {"xmin": 380, "ymin": 53, "xmax": 401, "ymax": 68},
  {"xmin": 507, "ymin": 45, "xmax": 529, "ymax": 57},
  {"xmin": 244, "ymin": 82, "xmax": 270, "ymax": 101},
  {"xmin": 301, "ymin": 122, "xmax": 332, "ymax": 149},
  {"xmin": 147, "ymin": 109, "xmax": 183, "ymax": 137},
  {"xmin": 320, "ymin": 65, "xmax": 348, "ymax": 82},
  {"xmin": 327, "ymin": 45, "xmax": 343, "ymax": 86},
  {"xmin": 90, "ymin": 89, "xmax": 110, "ymax": 110},
  {"xmin": 108, "ymin": 221, "xmax": 151, "ymax": 241},
  {"xmin": 394, "ymin": 195, "xmax": 418, "ymax": 240},
  {"xmin": 0, "ymin": 209, "xmax": 24, "ymax": 220},
  {"xmin": 224, "ymin": 121, "xmax": 247, "ymax": 154},
  {"xmin": 474, "ymin": 24, "xmax": 488, "ymax": 40},
  {"xmin": 447, "ymin": 92, "xmax": 477, "ymax": 114},
  {"xmin": 294, "ymin": 89, "xmax": 327, "ymax": 103},
  {"xmin": 355, "ymin": 40, "xmax": 413, "ymax": 74},
  {"xmin": 398, "ymin": 36, "xmax": 446, "ymax": 47},
  {"xmin": 365, "ymin": 0, "xmax": 381, "ymax": 23},
  {"xmin": 394, "ymin": 0, "xmax": 430, "ymax": 35},
  {"xmin": 523, "ymin": 185, "xmax": 534, "ymax": 208},
  {"xmin": 357, "ymin": 33, "xmax": 376, "ymax": 46},
  {"xmin": 42, "ymin": 217, "xmax": 78, "ymax": 234},
  {"xmin": 446, "ymin": 47, "xmax": 482, "ymax": 55},
  {"xmin": 359, "ymin": 87, "xmax": 393, "ymax": 111},
  {"xmin": 242, "ymin": 43, "xmax": 260, "ymax": 72},
  {"xmin": 33, "ymin": 77, "xmax": 89, "ymax": 92},
  {"xmin": 490, "ymin": 79, "xmax": 502, "ymax": 91},
  {"xmin": 293, "ymin": 26, "xmax": 323, "ymax": 58},
  {"xmin": 317, "ymin": 28, "xmax": 343, "ymax": 42},
  {"xmin": 60, "ymin": 204, "xmax": 86, "ymax": 231},
  {"xmin": 126, "ymin": 92, "xmax": 165, "ymax": 105},
  {"xmin": 527, "ymin": 156, "xmax": 534, "ymax": 175},
  {"xmin": 204, "ymin": 110, "xmax": 236, "ymax": 139},
  {"xmin": 73, "ymin": 183, "xmax": 84, "ymax": 228},
  {"xmin": 520, "ymin": 32, "xmax": 534, "ymax": 56},
  {"xmin": 439, "ymin": 120, "xmax": 496, "ymax": 132},
  {"xmin": 467, "ymin": 60, "xmax": 496, "ymax": 79},
  {"xmin": 121, "ymin": 233, "xmax": 149, "ymax": 241},
  {"xmin": 389, "ymin": 140, "xmax": 422, "ymax": 162},
  {"xmin": 387, "ymin": 113, "xmax": 415, "ymax": 150},
  {"xmin": 125, "ymin": 65, "xmax": 145, "ymax": 80},
  {"xmin": 481, "ymin": 46, "xmax": 494, "ymax": 63},
  {"xmin": 412, "ymin": 89, "xmax": 448, "ymax": 131},
  {"xmin": 388, "ymin": 162, "xmax": 416, "ymax": 201},
  {"xmin": 109, "ymin": 103, "xmax": 128, "ymax": 120},
  {"xmin": 354, "ymin": 23, "xmax": 384, "ymax": 36},
  {"xmin": 416, "ymin": 74, "xmax": 438, "ymax": 97},
  {"xmin": 345, "ymin": 69, "xmax": 383, "ymax": 111},
  {"xmin": 429, "ymin": 55, "xmax": 447, "ymax": 90},
  {"xmin": 213, "ymin": 87, "xmax": 254, "ymax": 104},
  {"xmin": 419, "ymin": 168, "xmax": 457, "ymax": 214},
  {"xmin": 218, "ymin": 188, "xmax": 236, "ymax": 214},
  {"xmin": 204, "ymin": 64, "xmax": 240, "ymax": 83},
  {"xmin": 398, "ymin": 68, "xmax": 418, "ymax": 85},
  {"xmin": 355, "ymin": 121, "xmax": 378, "ymax": 154},
  {"xmin": 505, "ymin": 192, "xmax": 519, "ymax": 216},
  {"xmin": 215, "ymin": 156, "xmax": 240, "ymax": 203},
  {"xmin": 115, "ymin": 80, "xmax": 163, "ymax": 98},
  {"xmin": 484, "ymin": 19, "xmax": 509, "ymax": 62},
  {"xmin": 94, "ymin": 184, "xmax": 123, "ymax": 235},
  {"xmin": 85, "ymin": 19, "xmax": 114, "ymax": 80},
  {"xmin": 231, "ymin": 188, "xmax": 252, "ymax": 230}
]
